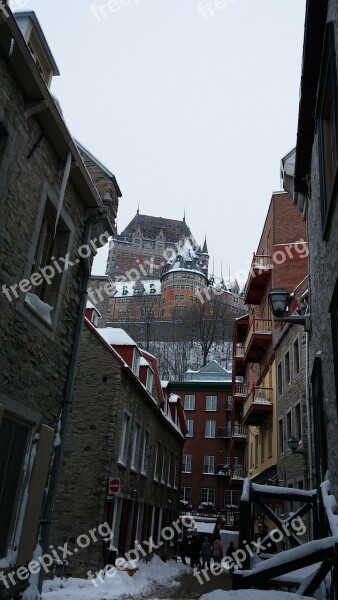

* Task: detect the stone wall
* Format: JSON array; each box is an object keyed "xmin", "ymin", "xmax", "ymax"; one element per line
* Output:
[{"xmin": 49, "ymin": 322, "xmax": 184, "ymax": 577}]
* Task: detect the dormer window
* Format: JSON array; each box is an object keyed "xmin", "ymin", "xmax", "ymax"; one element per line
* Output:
[
  {"xmin": 146, "ymin": 370, "xmax": 154, "ymax": 394},
  {"xmin": 132, "ymin": 349, "xmax": 140, "ymax": 376},
  {"xmin": 15, "ymin": 12, "xmax": 60, "ymax": 88}
]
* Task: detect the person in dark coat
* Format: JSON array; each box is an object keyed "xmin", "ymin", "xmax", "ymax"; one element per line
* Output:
[
  {"xmin": 212, "ymin": 534, "xmax": 223, "ymax": 564},
  {"xmin": 190, "ymin": 534, "xmax": 201, "ymax": 568},
  {"xmin": 201, "ymin": 536, "xmax": 212, "ymax": 569},
  {"xmin": 226, "ymin": 540, "xmax": 236, "ymax": 574},
  {"xmin": 179, "ymin": 536, "xmax": 190, "ymax": 565}
]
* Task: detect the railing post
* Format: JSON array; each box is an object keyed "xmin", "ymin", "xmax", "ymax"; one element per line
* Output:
[{"xmin": 239, "ymin": 478, "xmax": 251, "ymax": 570}]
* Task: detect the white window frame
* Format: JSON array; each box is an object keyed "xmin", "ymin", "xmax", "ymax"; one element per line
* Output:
[
  {"xmin": 130, "ymin": 422, "xmax": 142, "ymax": 472},
  {"xmin": 141, "ymin": 430, "xmax": 149, "ymax": 476},
  {"xmin": 182, "ymin": 454, "xmax": 192, "ymax": 473},
  {"xmin": 184, "ymin": 395, "xmax": 195, "ymax": 411},
  {"xmin": 118, "ymin": 411, "xmax": 131, "ymax": 466},
  {"xmin": 203, "ymin": 455, "xmax": 215, "ymax": 474},
  {"xmin": 204, "ymin": 419, "xmax": 216, "ymax": 438},
  {"xmin": 186, "ymin": 419, "xmax": 194, "ymax": 437},
  {"xmin": 205, "ymin": 395, "xmax": 217, "ymax": 411}
]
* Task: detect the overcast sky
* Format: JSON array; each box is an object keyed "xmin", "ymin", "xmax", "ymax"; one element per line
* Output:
[{"xmin": 11, "ymin": 0, "xmax": 306, "ymax": 286}]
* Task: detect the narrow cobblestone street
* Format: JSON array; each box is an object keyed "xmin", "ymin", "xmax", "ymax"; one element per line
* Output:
[{"xmin": 129, "ymin": 569, "xmax": 233, "ymax": 599}]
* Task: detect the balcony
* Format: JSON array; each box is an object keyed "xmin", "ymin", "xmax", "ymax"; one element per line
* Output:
[
  {"xmin": 218, "ymin": 425, "xmax": 231, "ymax": 439},
  {"xmin": 233, "ymin": 342, "xmax": 246, "ymax": 375},
  {"xmin": 233, "ymin": 384, "xmax": 247, "ymax": 402},
  {"xmin": 242, "ymin": 386, "xmax": 273, "ymax": 426},
  {"xmin": 230, "ymin": 465, "xmax": 246, "ymax": 487},
  {"xmin": 244, "ymin": 254, "xmax": 272, "ymax": 305},
  {"xmin": 243, "ymin": 318, "xmax": 272, "ymax": 363},
  {"xmin": 216, "ymin": 463, "xmax": 230, "ymax": 477},
  {"xmin": 232, "ymin": 424, "xmax": 247, "ymax": 447}
]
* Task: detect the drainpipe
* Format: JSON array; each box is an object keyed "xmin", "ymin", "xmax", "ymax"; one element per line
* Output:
[
  {"xmin": 305, "ymin": 330, "xmax": 313, "ymax": 491},
  {"xmin": 38, "ymin": 211, "xmax": 107, "ymax": 594}
]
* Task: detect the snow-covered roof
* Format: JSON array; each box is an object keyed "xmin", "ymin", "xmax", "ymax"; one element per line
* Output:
[
  {"xmin": 97, "ymin": 327, "xmax": 136, "ymax": 346},
  {"xmin": 185, "ymin": 360, "xmax": 232, "ymax": 382},
  {"xmin": 86, "ymin": 300, "xmax": 102, "ymax": 316}
]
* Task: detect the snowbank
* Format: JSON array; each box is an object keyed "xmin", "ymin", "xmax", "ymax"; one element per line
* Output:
[
  {"xmin": 42, "ymin": 555, "xmax": 188, "ymax": 600},
  {"xmin": 200, "ymin": 591, "xmax": 313, "ymax": 600}
]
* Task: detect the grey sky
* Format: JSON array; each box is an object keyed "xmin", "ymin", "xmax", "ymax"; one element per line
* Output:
[{"xmin": 11, "ymin": 0, "xmax": 306, "ymax": 285}]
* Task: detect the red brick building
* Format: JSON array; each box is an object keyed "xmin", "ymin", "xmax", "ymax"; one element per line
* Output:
[
  {"xmin": 231, "ymin": 190, "xmax": 308, "ymax": 487},
  {"xmin": 169, "ymin": 361, "xmax": 241, "ymax": 528}
]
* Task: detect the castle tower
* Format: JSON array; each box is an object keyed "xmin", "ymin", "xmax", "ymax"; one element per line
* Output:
[{"xmin": 159, "ymin": 239, "xmax": 209, "ymax": 319}]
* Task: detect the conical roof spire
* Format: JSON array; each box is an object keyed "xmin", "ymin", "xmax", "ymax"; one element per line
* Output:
[{"xmin": 202, "ymin": 235, "xmax": 208, "ymax": 254}]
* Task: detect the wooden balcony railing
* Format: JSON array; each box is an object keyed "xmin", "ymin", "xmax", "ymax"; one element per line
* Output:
[
  {"xmin": 252, "ymin": 254, "xmax": 273, "ymax": 270},
  {"xmin": 235, "ymin": 343, "xmax": 245, "ymax": 358},
  {"xmin": 244, "ymin": 318, "xmax": 272, "ymax": 357},
  {"xmin": 234, "ymin": 384, "xmax": 247, "ymax": 397},
  {"xmin": 243, "ymin": 386, "xmax": 273, "ymax": 418},
  {"xmin": 233, "ymin": 424, "xmax": 247, "ymax": 437},
  {"xmin": 231, "ymin": 465, "xmax": 246, "ymax": 480}
]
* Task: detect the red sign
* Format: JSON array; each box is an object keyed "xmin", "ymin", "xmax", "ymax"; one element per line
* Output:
[{"xmin": 109, "ymin": 478, "xmax": 120, "ymax": 494}]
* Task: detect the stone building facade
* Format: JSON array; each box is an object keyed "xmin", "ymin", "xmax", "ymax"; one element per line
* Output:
[
  {"xmin": 49, "ymin": 309, "xmax": 186, "ymax": 577},
  {"xmin": 274, "ymin": 279, "xmax": 309, "ymax": 494},
  {"xmin": 283, "ymin": 0, "xmax": 338, "ymax": 498},
  {"xmin": 0, "ymin": 8, "xmax": 118, "ymax": 598}
]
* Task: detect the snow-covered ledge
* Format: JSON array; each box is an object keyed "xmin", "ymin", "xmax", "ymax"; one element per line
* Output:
[{"xmin": 25, "ymin": 292, "xmax": 54, "ymax": 326}]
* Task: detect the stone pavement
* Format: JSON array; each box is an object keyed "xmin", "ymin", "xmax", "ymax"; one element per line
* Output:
[{"xmin": 131, "ymin": 567, "xmax": 233, "ymax": 599}]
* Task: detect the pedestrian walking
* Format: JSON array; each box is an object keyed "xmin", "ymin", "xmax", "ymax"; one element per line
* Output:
[
  {"xmin": 190, "ymin": 534, "xmax": 201, "ymax": 568},
  {"xmin": 179, "ymin": 536, "xmax": 190, "ymax": 565},
  {"xmin": 226, "ymin": 540, "xmax": 236, "ymax": 574},
  {"xmin": 212, "ymin": 534, "xmax": 223, "ymax": 564},
  {"xmin": 201, "ymin": 536, "xmax": 212, "ymax": 569}
]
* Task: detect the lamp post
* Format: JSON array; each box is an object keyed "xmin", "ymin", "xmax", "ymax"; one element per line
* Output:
[
  {"xmin": 268, "ymin": 288, "xmax": 311, "ymax": 332},
  {"xmin": 288, "ymin": 436, "xmax": 305, "ymax": 455}
]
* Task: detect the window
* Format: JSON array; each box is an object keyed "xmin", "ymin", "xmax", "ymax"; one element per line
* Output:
[
  {"xmin": 28, "ymin": 198, "xmax": 71, "ymax": 322},
  {"xmin": 317, "ymin": 23, "xmax": 338, "ymax": 237},
  {"xmin": 174, "ymin": 456, "xmax": 179, "ymax": 489},
  {"xmin": 203, "ymin": 456, "xmax": 215, "ymax": 474},
  {"xmin": 205, "ymin": 396, "xmax": 217, "ymax": 411},
  {"xmin": 175, "ymin": 294, "xmax": 179, "ymax": 301},
  {"xmin": 167, "ymin": 452, "xmax": 173, "ymax": 486},
  {"xmin": 180, "ymin": 487, "xmax": 191, "ymax": 504},
  {"xmin": 184, "ymin": 395, "xmax": 195, "ymax": 410},
  {"xmin": 295, "ymin": 403, "xmax": 302, "ymax": 442},
  {"xmin": 268, "ymin": 421, "xmax": 273, "ymax": 457},
  {"xmin": 180, "ymin": 294, "xmax": 184, "ymax": 300},
  {"xmin": 293, "ymin": 338, "xmax": 300, "ymax": 377},
  {"xmin": 130, "ymin": 423, "xmax": 141, "ymax": 471},
  {"xmin": 200, "ymin": 488, "xmax": 215, "ymax": 505},
  {"xmin": 251, "ymin": 442, "xmax": 254, "ymax": 469},
  {"xmin": 278, "ymin": 419, "xmax": 284, "ymax": 455},
  {"xmin": 182, "ymin": 454, "xmax": 192, "ymax": 473},
  {"xmin": 277, "ymin": 362, "xmax": 283, "ymax": 396},
  {"xmin": 286, "ymin": 411, "xmax": 292, "ymax": 447},
  {"xmin": 146, "ymin": 370, "xmax": 154, "ymax": 394},
  {"xmin": 161, "ymin": 448, "xmax": 167, "ymax": 484},
  {"xmin": 141, "ymin": 431, "xmax": 149, "ymax": 475},
  {"xmin": 255, "ymin": 434, "xmax": 259, "ymax": 467},
  {"xmin": 186, "ymin": 419, "xmax": 194, "ymax": 437},
  {"xmin": 118, "ymin": 412, "xmax": 131, "ymax": 465},
  {"xmin": 224, "ymin": 490, "xmax": 240, "ymax": 507},
  {"xmin": 154, "ymin": 442, "xmax": 162, "ymax": 481},
  {"xmin": 204, "ymin": 420, "xmax": 216, "ymax": 438},
  {"xmin": 285, "ymin": 351, "xmax": 291, "ymax": 386},
  {"xmin": 132, "ymin": 349, "xmax": 140, "ymax": 375},
  {"xmin": 0, "ymin": 122, "xmax": 8, "ymax": 162},
  {"xmin": 260, "ymin": 429, "xmax": 265, "ymax": 464},
  {"xmin": 0, "ymin": 416, "xmax": 31, "ymax": 557}
]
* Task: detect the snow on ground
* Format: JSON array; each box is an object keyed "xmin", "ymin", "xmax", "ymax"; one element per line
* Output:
[
  {"xmin": 42, "ymin": 555, "xmax": 188, "ymax": 600},
  {"xmin": 200, "ymin": 591, "xmax": 313, "ymax": 600}
]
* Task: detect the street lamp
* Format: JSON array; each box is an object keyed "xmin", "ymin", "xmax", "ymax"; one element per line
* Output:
[
  {"xmin": 268, "ymin": 288, "xmax": 311, "ymax": 332},
  {"xmin": 288, "ymin": 436, "xmax": 305, "ymax": 455}
]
